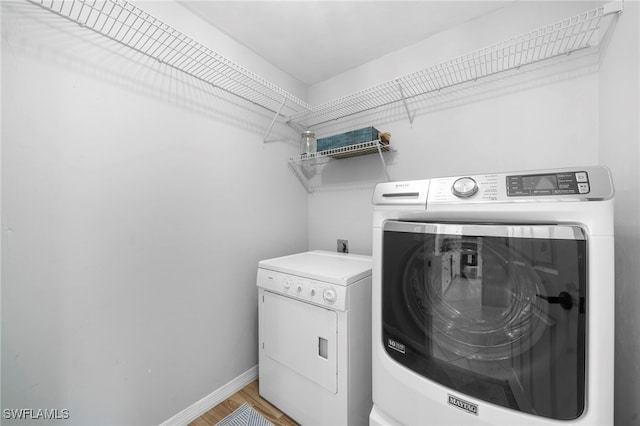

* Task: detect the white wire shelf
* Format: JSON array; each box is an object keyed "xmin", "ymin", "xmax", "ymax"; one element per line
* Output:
[
  {"xmin": 291, "ymin": 2, "xmax": 623, "ymax": 128},
  {"xmin": 289, "ymin": 139, "xmax": 392, "ymax": 164},
  {"xmin": 26, "ymin": 0, "xmax": 312, "ymax": 120},
  {"xmin": 28, "ymin": 0, "xmax": 622, "ymax": 133},
  {"xmin": 288, "ymin": 140, "xmax": 394, "ymax": 193}
]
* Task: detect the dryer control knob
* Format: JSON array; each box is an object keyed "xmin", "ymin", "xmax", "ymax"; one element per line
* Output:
[
  {"xmin": 452, "ymin": 177, "xmax": 479, "ymax": 198},
  {"xmin": 323, "ymin": 289, "xmax": 337, "ymax": 303},
  {"xmin": 297, "ymin": 284, "xmax": 303, "ymax": 293}
]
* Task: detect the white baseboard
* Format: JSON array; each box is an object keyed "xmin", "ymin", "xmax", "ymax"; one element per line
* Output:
[{"xmin": 160, "ymin": 365, "xmax": 258, "ymax": 426}]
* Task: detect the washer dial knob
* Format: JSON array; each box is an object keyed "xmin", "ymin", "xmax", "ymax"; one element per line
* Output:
[
  {"xmin": 452, "ymin": 177, "xmax": 479, "ymax": 198},
  {"xmin": 323, "ymin": 289, "xmax": 337, "ymax": 304}
]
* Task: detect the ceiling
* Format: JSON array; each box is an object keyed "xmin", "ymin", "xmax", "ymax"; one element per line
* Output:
[{"xmin": 179, "ymin": 1, "xmax": 513, "ymax": 86}]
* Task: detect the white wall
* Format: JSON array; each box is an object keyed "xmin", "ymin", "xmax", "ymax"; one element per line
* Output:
[
  {"xmin": 598, "ymin": 2, "xmax": 640, "ymax": 425},
  {"xmin": 1, "ymin": 1, "xmax": 307, "ymax": 424}
]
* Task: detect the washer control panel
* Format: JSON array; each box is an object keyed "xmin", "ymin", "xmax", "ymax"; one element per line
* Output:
[
  {"xmin": 426, "ymin": 166, "xmax": 613, "ymax": 204},
  {"xmin": 257, "ymin": 268, "xmax": 347, "ymax": 311}
]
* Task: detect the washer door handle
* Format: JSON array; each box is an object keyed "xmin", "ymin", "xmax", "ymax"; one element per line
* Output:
[{"xmin": 537, "ymin": 291, "xmax": 573, "ymax": 310}]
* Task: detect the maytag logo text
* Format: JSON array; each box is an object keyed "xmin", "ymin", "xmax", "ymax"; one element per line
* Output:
[{"xmin": 448, "ymin": 394, "xmax": 479, "ymax": 415}]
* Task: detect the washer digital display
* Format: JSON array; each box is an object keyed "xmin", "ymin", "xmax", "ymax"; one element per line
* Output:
[{"xmin": 507, "ymin": 171, "xmax": 590, "ymax": 196}]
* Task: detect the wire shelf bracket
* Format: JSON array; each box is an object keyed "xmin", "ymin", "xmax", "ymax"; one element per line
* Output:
[
  {"xmin": 397, "ymin": 83, "xmax": 416, "ymax": 126},
  {"xmin": 263, "ymin": 96, "xmax": 287, "ymax": 143}
]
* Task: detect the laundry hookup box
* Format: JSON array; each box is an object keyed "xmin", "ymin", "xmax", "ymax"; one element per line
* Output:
[{"xmin": 317, "ymin": 126, "xmax": 385, "ymax": 152}]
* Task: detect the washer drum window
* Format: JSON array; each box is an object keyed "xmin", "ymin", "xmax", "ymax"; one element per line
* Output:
[{"xmin": 381, "ymin": 221, "xmax": 587, "ymax": 420}]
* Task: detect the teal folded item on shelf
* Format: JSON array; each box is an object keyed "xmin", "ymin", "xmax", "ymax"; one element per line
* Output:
[{"xmin": 317, "ymin": 127, "xmax": 380, "ymax": 152}]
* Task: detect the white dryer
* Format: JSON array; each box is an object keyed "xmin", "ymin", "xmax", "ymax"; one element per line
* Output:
[
  {"xmin": 257, "ymin": 250, "xmax": 373, "ymax": 425},
  {"xmin": 370, "ymin": 166, "xmax": 615, "ymax": 425}
]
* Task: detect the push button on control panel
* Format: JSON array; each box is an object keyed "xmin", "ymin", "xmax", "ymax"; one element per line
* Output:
[{"xmin": 578, "ymin": 183, "xmax": 590, "ymax": 193}]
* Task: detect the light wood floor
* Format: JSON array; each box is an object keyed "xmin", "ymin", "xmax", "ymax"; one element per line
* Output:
[{"xmin": 188, "ymin": 380, "xmax": 299, "ymax": 426}]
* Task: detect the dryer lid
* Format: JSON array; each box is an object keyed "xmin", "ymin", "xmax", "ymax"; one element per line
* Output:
[{"xmin": 258, "ymin": 250, "xmax": 372, "ymax": 286}]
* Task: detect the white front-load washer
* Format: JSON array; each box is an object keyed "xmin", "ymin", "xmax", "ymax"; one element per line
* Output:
[
  {"xmin": 370, "ymin": 166, "xmax": 615, "ymax": 425},
  {"xmin": 257, "ymin": 250, "xmax": 373, "ymax": 425}
]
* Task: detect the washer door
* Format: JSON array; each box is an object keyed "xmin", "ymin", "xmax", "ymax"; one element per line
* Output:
[
  {"xmin": 262, "ymin": 291, "xmax": 338, "ymax": 393},
  {"xmin": 381, "ymin": 221, "xmax": 587, "ymax": 420}
]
